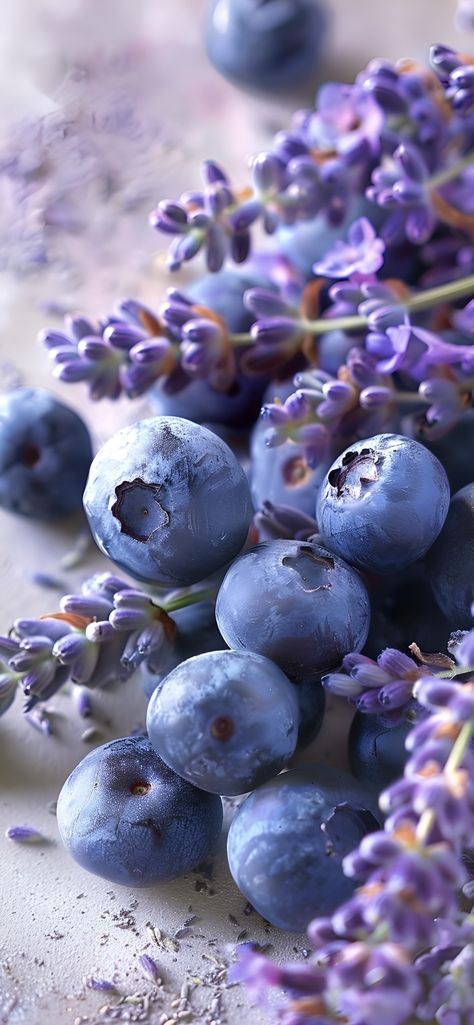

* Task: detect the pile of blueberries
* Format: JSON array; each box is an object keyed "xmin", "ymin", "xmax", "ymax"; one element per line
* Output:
[
  {"xmin": 0, "ymin": 349, "xmax": 471, "ymax": 932},
  {"xmin": 1, "ymin": 31, "xmax": 474, "ymax": 942}
]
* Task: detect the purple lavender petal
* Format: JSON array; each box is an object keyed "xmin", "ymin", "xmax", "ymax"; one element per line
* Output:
[{"xmin": 6, "ymin": 825, "xmax": 44, "ymax": 843}]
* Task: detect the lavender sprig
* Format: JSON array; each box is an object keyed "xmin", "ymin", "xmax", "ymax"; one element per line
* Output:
[
  {"xmin": 151, "ymin": 53, "xmax": 474, "ymax": 269},
  {"xmin": 232, "ymin": 668, "xmax": 474, "ymax": 1025},
  {"xmin": 0, "ymin": 573, "xmax": 216, "ymax": 718}
]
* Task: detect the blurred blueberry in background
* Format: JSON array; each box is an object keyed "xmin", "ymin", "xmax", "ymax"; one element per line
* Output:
[{"xmin": 205, "ymin": 0, "xmax": 329, "ymax": 94}]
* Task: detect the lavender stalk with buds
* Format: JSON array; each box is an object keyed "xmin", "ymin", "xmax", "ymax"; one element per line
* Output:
[
  {"xmin": 0, "ymin": 573, "xmax": 214, "ymax": 717},
  {"xmin": 231, "ymin": 649, "xmax": 474, "ymax": 1025}
]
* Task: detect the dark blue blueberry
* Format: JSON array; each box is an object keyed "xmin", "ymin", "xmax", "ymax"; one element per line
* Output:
[
  {"xmin": 227, "ymin": 763, "xmax": 379, "ymax": 931},
  {"xmin": 150, "ymin": 269, "xmax": 270, "ymax": 429},
  {"xmin": 364, "ymin": 560, "xmax": 451, "ymax": 659},
  {"xmin": 318, "ymin": 329, "xmax": 359, "ymax": 376},
  {"xmin": 348, "ymin": 713, "xmax": 410, "ymax": 790},
  {"xmin": 205, "ymin": 0, "xmax": 328, "ymax": 94},
  {"xmin": 215, "ymin": 539, "xmax": 370, "ymax": 681},
  {"xmin": 56, "ymin": 735, "xmax": 223, "ymax": 886},
  {"xmin": 405, "ymin": 410, "xmax": 474, "ymax": 496},
  {"xmin": 0, "ymin": 387, "xmax": 92, "ymax": 520},
  {"xmin": 250, "ymin": 418, "xmax": 328, "ymax": 518},
  {"xmin": 146, "ymin": 649, "xmax": 299, "ymax": 796},
  {"xmin": 83, "ymin": 416, "xmax": 253, "ymax": 587},
  {"xmin": 317, "ymin": 434, "xmax": 450, "ymax": 574},
  {"xmin": 426, "ymin": 483, "xmax": 474, "ymax": 628},
  {"xmin": 293, "ymin": 678, "xmax": 325, "ymax": 749}
]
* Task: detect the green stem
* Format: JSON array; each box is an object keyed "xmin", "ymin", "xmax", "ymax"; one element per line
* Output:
[
  {"xmin": 417, "ymin": 719, "xmax": 474, "ymax": 845},
  {"xmin": 437, "ymin": 663, "xmax": 474, "ymax": 679},
  {"xmin": 407, "ymin": 272, "xmax": 474, "ymax": 312},
  {"xmin": 162, "ymin": 587, "xmax": 216, "ymax": 614},
  {"xmin": 230, "ymin": 272, "xmax": 474, "ymax": 347},
  {"xmin": 303, "ymin": 273, "xmax": 474, "ymax": 335},
  {"xmin": 230, "ymin": 332, "xmax": 252, "ymax": 345},
  {"xmin": 427, "ymin": 149, "xmax": 474, "ymax": 190}
]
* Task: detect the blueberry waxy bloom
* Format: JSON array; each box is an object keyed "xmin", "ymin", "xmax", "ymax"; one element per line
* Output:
[
  {"xmin": 317, "ymin": 434, "xmax": 450, "ymax": 574},
  {"xmin": 83, "ymin": 416, "xmax": 253, "ymax": 587}
]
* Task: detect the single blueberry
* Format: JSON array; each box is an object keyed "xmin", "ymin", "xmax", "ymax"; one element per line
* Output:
[
  {"xmin": 56, "ymin": 735, "xmax": 223, "ymax": 886},
  {"xmin": 205, "ymin": 0, "xmax": 329, "ymax": 94},
  {"xmin": 316, "ymin": 433, "xmax": 450, "ymax": 574},
  {"xmin": 146, "ymin": 649, "xmax": 299, "ymax": 796},
  {"xmin": 250, "ymin": 417, "xmax": 328, "ymax": 518},
  {"xmin": 348, "ymin": 713, "xmax": 410, "ymax": 790},
  {"xmin": 215, "ymin": 539, "xmax": 370, "ymax": 681},
  {"xmin": 426, "ymin": 482, "xmax": 474, "ymax": 628},
  {"xmin": 0, "ymin": 387, "xmax": 92, "ymax": 520},
  {"xmin": 83, "ymin": 416, "xmax": 253, "ymax": 587},
  {"xmin": 364, "ymin": 560, "xmax": 451, "ymax": 659},
  {"xmin": 227, "ymin": 763, "xmax": 379, "ymax": 931}
]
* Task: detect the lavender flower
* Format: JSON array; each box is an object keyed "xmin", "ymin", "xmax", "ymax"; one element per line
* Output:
[
  {"xmin": 313, "ymin": 218, "xmax": 385, "ymax": 280},
  {"xmin": 323, "ymin": 647, "xmax": 427, "ymax": 719},
  {"xmin": 151, "ymin": 160, "xmax": 261, "ymax": 271},
  {"xmin": 0, "ymin": 572, "xmax": 186, "ymax": 717},
  {"xmin": 234, "ymin": 672, "xmax": 474, "ymax": 1025},
  {"xmin": 40, "ymin": 303, "xmax": 177, "ymax": 401}
]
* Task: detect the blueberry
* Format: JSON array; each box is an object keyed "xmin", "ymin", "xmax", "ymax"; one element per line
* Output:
[
  {"xmin": 427, "ymin": 483, "xmax": 474, "ymax": 628},
  {"xmin": 318, "ymin": 329, "xmax": 358, "ymax": 376},
  {"xmin": 293, "ymin": 678, "xmax": 325, "ymax": 749},
  {"xmin": 146, "ymin": 649, "xmax": 299, "ymax": 796},
  {"xmin": 0, "ymin": 387, "xmax": 92, "ymax": 520},
  {"xmin": 364, "ymin": 561, "xmax": 451, "ymax": 659},
  {"xmin": 215, "ymin": 539, "xmax": 370, "ymax": 681},
  {"xmin": 150, "ymin": 269, "xmax": 270, "ymax": 429},
  {"xmin": 56, "ymin": 735, "xmax": 223, "ymax": 886},
  {"xmin": 404, "ymin": 410, "xmax": 474, "ymax": 496},
  {"xmin": 348, "ymin": 713, "xmax": 410, "ymax": 790},
  {"xmin": 250, "ymin": 418, "xmax": 328, "ymax": 518},
  {"xmin": 205, "ymin": 0, "xmax": 328, "ymax": 94},
  {"xmin": 227, "ymin": 763, "xmax": 379, "ymax": 931},
  {"xmin": 316, "ymin": 434, "xmax": 450, "ymax": 574},
  {"xmin": 83, "ymin": 416, "xmax": 253, "ymax": 587}
]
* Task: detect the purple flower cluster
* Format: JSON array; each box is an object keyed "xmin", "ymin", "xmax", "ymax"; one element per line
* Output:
[
  {"xmin": 150, "ymin": 161, "xmax": 261, "ymax": 272},
  {"xmin": 153, "ymin": 52, "xmax": 474, "ymax": 264},
  {"xmin": 232, "ymin": 668, "xmax": 474, "ymax": 1025},
  {"xmin": 0, "ymin": 572, "xmax": 182, "ymax": 716},
  {"xmin": 40, "ymin": 302, "xmax": 178, "ymax": 400}
]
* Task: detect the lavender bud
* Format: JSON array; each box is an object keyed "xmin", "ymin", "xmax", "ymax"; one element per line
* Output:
[
  {"xmin": 6, "ymin": 825, "xmax": 44, "ymax": 843},
  {"xmin": 138, "ymin": 953, "xmax": 161, "ymax": 983}
]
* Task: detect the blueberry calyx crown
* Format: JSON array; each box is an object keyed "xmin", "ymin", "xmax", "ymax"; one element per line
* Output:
[
  {"xmin": 111, "ymin": 478, "xmax": 169, "ymax": 542},
  {"xmin": 281, "ymin": 545, "xmax": 334, "ymax": 593},
  {"xmin": 327, "ymin": 447, "xmax": 380, "ymax": 499}
]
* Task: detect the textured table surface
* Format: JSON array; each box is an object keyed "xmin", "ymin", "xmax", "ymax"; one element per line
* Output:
[{"xmin": 0, "ymin": 2, "xmax": 472, "ymax": 1023}]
